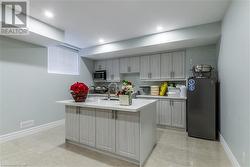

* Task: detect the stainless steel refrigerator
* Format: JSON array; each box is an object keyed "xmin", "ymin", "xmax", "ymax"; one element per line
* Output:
[{"xmin": 187, "ymin": 77, "xmax": 217, "ymax": 140}]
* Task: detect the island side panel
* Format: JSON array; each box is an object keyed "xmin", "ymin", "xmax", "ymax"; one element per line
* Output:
[
  {"xmin": 65, "ymin": 106, "xmax": 80, "ymax": 142},
  {"xmin": 139, "ymin": 102, "xmax": 157, "ymax": 166}
]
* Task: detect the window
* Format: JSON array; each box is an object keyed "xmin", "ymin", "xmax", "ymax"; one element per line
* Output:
[{"xmin": 48, "ymin": 46, "xmax": 79, "ymax": 75}]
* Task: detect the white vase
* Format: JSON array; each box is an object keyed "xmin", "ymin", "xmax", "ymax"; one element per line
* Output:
[{"xmin": 119, "ymin": 95, "xmax": 132, "ymax": 106}]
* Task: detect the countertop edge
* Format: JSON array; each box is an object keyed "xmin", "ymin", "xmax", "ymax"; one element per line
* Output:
[
  {"xmin": 136, "ymin": 95, "xmax": 187, "ymax": 100},
  {"xmin": 56, "ymin": 99, "xmax": 157, "ymax": 112},
  {"xmin": 88, "ymin": 94, "xmax": 187, "ymax": 100}
]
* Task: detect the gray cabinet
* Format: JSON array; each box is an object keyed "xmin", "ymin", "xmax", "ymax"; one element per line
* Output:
[
  {"xmin": 107, "ymin": 59, "xmax": 120, "ymax": 82},
  {"xmin": 157, "ymin": 100, "xmax": 172, "ymax": 126},
  {"xmin": 137, "ymin": 97, "xmax": 186, "ymax": 129},
  {"xmin": 160, "ymin": 53, "xmax": 172, "ymax": 79},
  {"xmin": 79, "ymin": 108, "xmax": 96, "ymax": 147},
  {"xmin": 95, "ymin": 109, "xmax": 116, "ymax": 152},
  {"xmin": 120, "ymin": 56, "xmax": 140, "ymax": 73},
  {"xmin": 94, "ymin": 60, "xmax": 106, "ymax": 71},
  {"xmin": 172, "ymin": 51, "xmax": 185, "ymax": 79},
  {"xmin": 140, "ymin": 54, "xmax": 161, "ymax": 80},
  {"xmin": 115, "ymin": 111, "xmax": 140, "ymax": 160},
  {"xmin": 160, "ymin": 51, "xmax": 185, "ymax": 79},
  {"xmin": 140, "ymin": 55, "xmax": 150, "ymax": 80},
  {"xmin": 171, "ymin": 100, "xmax": 186, "ymax": 128},
  {"xmin": 65, "ymin": 106, "xmax": 79, "ymax": 142}
]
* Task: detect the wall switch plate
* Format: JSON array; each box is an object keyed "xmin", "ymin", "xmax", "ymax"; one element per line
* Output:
[{"xmin": 20, "ymin": 120, "xmax": 34, "ymax": 129}]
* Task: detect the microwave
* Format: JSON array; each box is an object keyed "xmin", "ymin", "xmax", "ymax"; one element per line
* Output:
[{"xmin": 93, "ymin": 70, "xmax": 106, "ymax": 82}]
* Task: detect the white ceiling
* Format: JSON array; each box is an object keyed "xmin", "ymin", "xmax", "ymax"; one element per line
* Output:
[{"xmin": 29, "ymin": 0, "xmax": 230, "ymax": 48}]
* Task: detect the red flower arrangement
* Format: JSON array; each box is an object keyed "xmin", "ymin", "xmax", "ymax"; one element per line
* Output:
[{"xmin": 70, "ymin": 82, "xmax": 89, "ymax": 102}]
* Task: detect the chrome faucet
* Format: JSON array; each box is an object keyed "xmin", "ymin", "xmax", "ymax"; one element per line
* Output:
[{"xmin": 107, "ymin": 82, "xmax": 118, "ymax": 100}]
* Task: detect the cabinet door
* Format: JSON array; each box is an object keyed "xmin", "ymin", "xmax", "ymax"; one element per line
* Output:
[
  {"xmin": 161, "ymin": 53, "xmax": 172, "ymax": 79},
  {"xmin": 95, "ymin": 109, "xmax": 116, "ymax": 153},
  {"xmin": 171, "ymin": 100, "xmax": 186, "ymax": 128},
  {"xmin": 140, "ymin": 55, "xmax": 150, "ymax": 80},
  {"xmin": 119, "ymin": 57, "xmax": 129, "ymax": 73},
  {"xmin": 150, "ymin": 54, "xmax": 161, "ymax": 80},
  {"xmin": 129, "ymin": 56, "xmax": 140, "ymax": 73},
  {"xmin": 112, "ymin": 59, "xmax": 120, "ymax": 82},
  {"xmin": 65, "ymin": 106, "xmax": 79, "ymax": 142},
  {"xmin": 158, "ymin": 100, "xmax": 172, "ymax": 126},
  {"xmin": 79, "ymin": 108, "xmax": 96, "ymax": 147},
  {"xmin": 116, "ymin": 111, "xmax": 140, "ymax": 160},
  {"xmin": 106, "ymin": 59, "xmax": 113, "ymax": 81},
  {"xmin": 95, "ymin": 60, "xmax": 106, "ymax": 71},
  {"xmin": 172, "ymin": 51, "xmax": 185, "ymax": 79}
]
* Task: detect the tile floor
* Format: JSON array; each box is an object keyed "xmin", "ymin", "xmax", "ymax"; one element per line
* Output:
[{"xmin": 0, "ymin": 126, "xmax": 232, "ymax": 167}]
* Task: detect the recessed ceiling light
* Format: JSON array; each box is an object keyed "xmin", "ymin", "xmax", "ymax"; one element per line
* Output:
[
  {"xmin": 98, "ymin": 38, "xmax": 105, "ymax": 44},
  {"xmin": 156, "ymin": 26, "xmax": 163, "ymax": 32},
  {"xmin": 44, "ymin": 10, "xmax": 54, "ymax": 18}
]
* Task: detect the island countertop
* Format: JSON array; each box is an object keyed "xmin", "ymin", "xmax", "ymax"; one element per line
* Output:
[{"xmin": 57, "ymin": 97, "xmax": 157, "ymax": 112}]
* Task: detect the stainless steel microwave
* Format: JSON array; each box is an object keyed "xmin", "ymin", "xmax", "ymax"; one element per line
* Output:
[{"xmin": 93, "ymin": 70, "xmax": 106, "ymax": 82}]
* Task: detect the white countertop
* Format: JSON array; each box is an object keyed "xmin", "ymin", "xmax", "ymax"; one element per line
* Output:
[
  {"xmin": 57, "ymin": 97, "xmax": 157, "ymax": 112},
  {"xmin": 136, "ymin": 95, "xmax": 187, "ymax": 100},
  {"xmin": 89, "ymin": 94, "xmax": 187, "ymax": 100}
]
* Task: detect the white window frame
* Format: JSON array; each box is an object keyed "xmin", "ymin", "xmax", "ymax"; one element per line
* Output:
[{"xmin": 47, "ymin": 46, "xmax": 80, "ymax": 75}]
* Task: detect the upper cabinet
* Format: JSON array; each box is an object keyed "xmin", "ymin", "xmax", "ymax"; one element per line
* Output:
[
  {"xmin": 93, "ymin": 50, "xmax": 185, "ymax": 82},
  {"xmin": 172, "ymin": 51, "xmax": 185, "ymax": 79},
  {"xmin": 140, "ymin": 54, "xmax": 161, "ymax": 80},
  {"xmin": 120, "ymin": 56, "xmax": 140, "ymax": 74},
  {"xmin": 94, "ymin": 60, "xmax": 106, "ymax": 71},
  {"xmin": 161, "ymin": 51, "xmax": 185, "ymax": 80},
  {"xmin": 106, "ymin": 59, "xmax": 120, "ymax": 82}
]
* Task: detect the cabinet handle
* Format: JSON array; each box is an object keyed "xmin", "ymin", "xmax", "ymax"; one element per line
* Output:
[
  {"xmin": 172, "ymin": 71, "xmax": 175, "ymax": 78},
  {"xmin": 115, "ymin": 111, "xmax": 118, "ymax": 119},
  {"xmin": 128, "ymin": 66, "xmax": 131, "ymax": 72},
  {"xmin": 148, "ymin": 73, "xmax": 150, "ymax": 79},
  {"xmin": 112, "ymin": 111, "xmax": 114, "ymax": 119}
]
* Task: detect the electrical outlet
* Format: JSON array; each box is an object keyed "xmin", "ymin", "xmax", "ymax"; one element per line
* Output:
[{"xmin": 20, "ymin": 120, "xmax": 34, "ymax": 128}]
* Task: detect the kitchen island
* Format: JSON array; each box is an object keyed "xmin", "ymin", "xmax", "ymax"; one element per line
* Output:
[{"xmin": 57, "ymin": 97, "xmax": 157, "ymax": 166}]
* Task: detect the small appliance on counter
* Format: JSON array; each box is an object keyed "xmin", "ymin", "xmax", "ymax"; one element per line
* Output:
[
  {"xmin": 139, "ymin": 85, "xmax": 151, "ymax": 95},
  {"xmin": 150, "ymin": 86, "xmax": 159, "ymax": 96},
  {"xmin": 93, "ymin": 70, "xmax": 106, "ymax": 82},
  {"xmin": 187, "ymin": 64, "xmax": 217, "ymax": 140},
  {"xmin": 167, "ymin": 86, "xmax": 180, "ymax": 97}
]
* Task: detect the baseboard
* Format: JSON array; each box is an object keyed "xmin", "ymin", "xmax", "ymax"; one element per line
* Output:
[
  {"xmin": 0, "ymin": 119, "xmax": 65, "ymax": 143},
  {"xmin": 219, "ymin": 133, "xmax": 241, "ymax": 167}
]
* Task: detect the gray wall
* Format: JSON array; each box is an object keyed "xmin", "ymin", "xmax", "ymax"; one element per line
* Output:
[
  {"xmin": 218, "ymin": 1, "xmax": 250, "ymax": 167},
  {"xmin": 0, "ymin": 36, "xmax": 94, "ymax": 135},
  {"xmin": 186, "ymin": 44, "xmax": 218, "ymax": 77}
]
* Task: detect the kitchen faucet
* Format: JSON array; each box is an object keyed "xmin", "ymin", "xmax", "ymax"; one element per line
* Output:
[{"xmin": 107, "ymin": 82, "xmax": 118, "ymax": 100}]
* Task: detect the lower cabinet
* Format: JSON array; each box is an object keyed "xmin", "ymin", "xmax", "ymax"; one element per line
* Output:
[
  {"xmin": 116, "ymin": 111, "xmax": 140, "ymax": 160},
  {"xmin": 95, "ymin": 109, "xmax": 116, "ymax": 153},
  {"xmin": 65, "ymin": 106, "xmax": 80, "ymax": 142},
  {"xmin": 65, "ymin": 107, "xmax": 140, "ymax": 161},
  {"xmin": 157, "ymin": 100, "xmax": 172, "ymax": 126},
  {"xmin": 138, "ymin": 98, "xmax": 186, "ymax": 129},
  {"xmin": 79, "ymin": 107, "xmax": 96, "ymax": 147},
  {"xmin": 171, "ymin": 100, "xmax": 186, "ymax": 128},
  {"xmin": 160, "ymin": 99, "xmax": 186, "ymax": 128}
]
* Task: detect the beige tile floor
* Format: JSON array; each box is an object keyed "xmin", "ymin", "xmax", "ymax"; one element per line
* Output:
[{"xmin": 0, "ymin": 125, "xmax": 232, "ymax": 167}]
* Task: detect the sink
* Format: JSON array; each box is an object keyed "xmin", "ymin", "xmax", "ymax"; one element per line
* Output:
[{"xmin": 101, "ymin": 98, "xmax": 119, "ymax": 101}]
